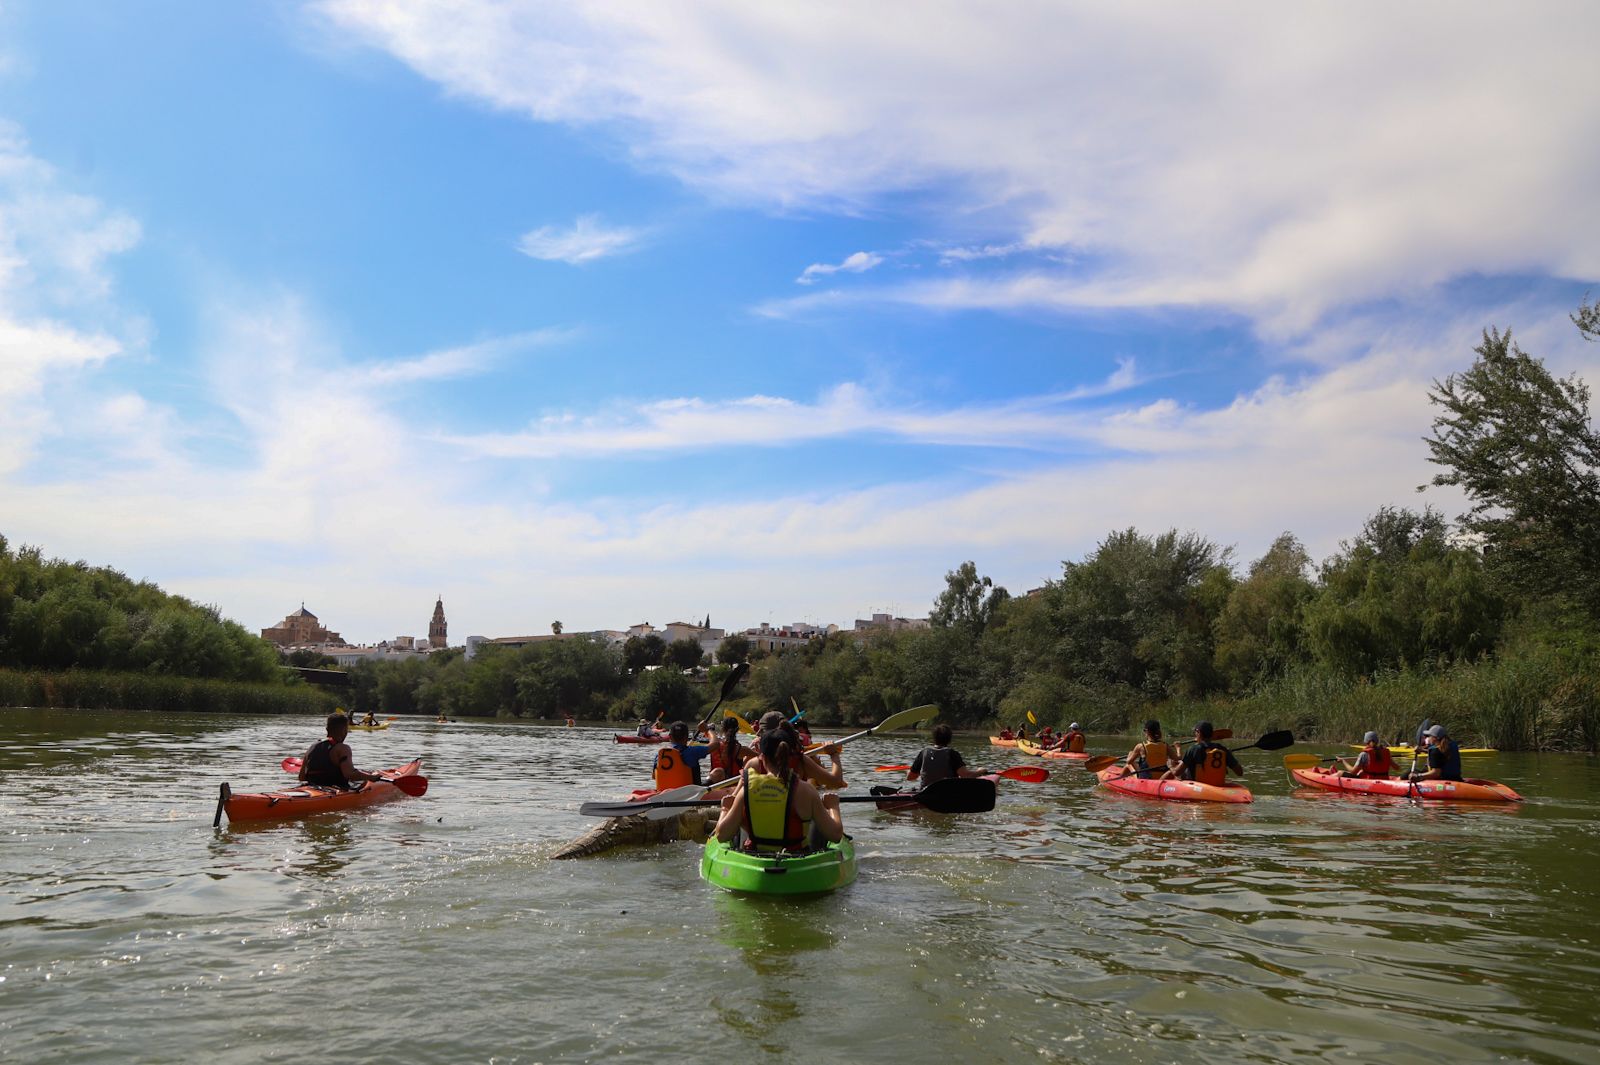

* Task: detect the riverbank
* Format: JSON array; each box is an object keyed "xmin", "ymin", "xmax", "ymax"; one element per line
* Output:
[{"xmin": 0, "ymin": 668, "xmax": 336, "ymax": 716}]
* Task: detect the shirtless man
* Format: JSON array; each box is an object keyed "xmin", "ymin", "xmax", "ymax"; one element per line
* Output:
[{"xmin": 298, "ymin": 713, "xmax": 386, "ymax": 790}]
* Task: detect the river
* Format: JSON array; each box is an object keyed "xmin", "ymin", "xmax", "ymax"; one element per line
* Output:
[{"xmin": 1, "ymin": 708, "xmax": 1596, "ymax": 1064}]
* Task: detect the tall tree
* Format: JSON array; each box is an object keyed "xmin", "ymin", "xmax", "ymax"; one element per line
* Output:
[
  {"xmin": 1425, "ymin": 326, "xmax": 1600, "ymax": 619},
  {"xmin": 930, "ymin": 561, "xmax": 1010, "ymax": 633}
]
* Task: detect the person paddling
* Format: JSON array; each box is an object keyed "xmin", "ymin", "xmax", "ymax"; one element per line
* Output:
[
  {"xmin": 1164, "ymin": 721, "xmax": 1243, "ymax": 786},
  {"xmin": 298, "ymin": 713, "xmax": 386, "ymax": 790},
  {"xmin": 750, "ymin": 711, "xmax": 846, "ymax": 789},
  {"xmin": 714, "ymin": 726, "xmax": 843, "ymax": 853},
  {"xmin": 706, "ymin": 716, "xmax": 749, "ymax": 784},
  {"xmin": 1407, "ymin": 723, "xmax": 1464, "ymax": 783},
  {"xmin": 1338, "ymin": 731, "xmax": 1394, "ymax": 779},
  {"xmin": 1052, "ymin": 721, "xmax": 1087, "ymax": 754},
  {"xmin": 360, "ymin": 711, "xmax": 379, "ymax": 727},
  {"xmin": 1124, "ymin": 720, "xmax": 1178, "ymax": 779},
  {"xmin": 904, "ymin": 723, "xmax": 991, "ymax": 788},
  {"xmin": 653, "ymin": 720, "xmax": 712, "ymax": 789},
  {"xmin": 998, "ymin": 727, "xmax": 1016, "ymax": 741}
]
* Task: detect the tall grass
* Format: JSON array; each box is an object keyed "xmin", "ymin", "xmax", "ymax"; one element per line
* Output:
[{"xmin": 0, "ymin": 669, "xmax": 337, "ymax": 716}]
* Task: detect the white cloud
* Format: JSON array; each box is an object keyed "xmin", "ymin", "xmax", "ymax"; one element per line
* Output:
[
  {"xmin": 318, "ymin": 1, "xmax": 1600, "ymax": 328},
  {"xmin": 516, "ymin": 214, "xmax": 642, "ymax": 264},
  {"xmin": 354, "ymin": 327, "xmax": 575, "ymax": 385},
  {"xmin": 797, "ymin": 250, "xmax": 882, "ymax": 285}
]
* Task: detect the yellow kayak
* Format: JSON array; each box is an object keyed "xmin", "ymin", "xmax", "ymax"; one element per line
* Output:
[
  {"xmin": 350, "ymin": 721, "xmax": 391, "ymax": 731},
  {"xmin": 1347, "ymin": 744, "xmax": 1494, "ymax": 755}
]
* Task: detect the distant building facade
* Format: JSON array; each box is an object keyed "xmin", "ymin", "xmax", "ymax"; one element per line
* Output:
[
  {"xmin": 852, "ymin": 613, "xmax": 929, "ymax": 635},
  {"xmin": 261, "ymin": 605, "xmax": 345, "ymax": 647}
]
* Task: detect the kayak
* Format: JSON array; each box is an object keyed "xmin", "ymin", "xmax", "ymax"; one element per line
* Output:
[
  {"xmin": 869, "ymin": 773, "xmax": 999, "ymax": 812},
  {"xmin": 1347, "ymin": 744, "xmax": 1496, "ymax": 755},
  {"xmin": 699, "ymin": 835, "xmax": 857, "ymax": 896},
  {"xmin": 989, "ymin": 736, "xmax": 1018, "ymax": 748},
  {"xmin": 349, "ymin": 722, "xmax": 390, "ymax": 731},
  {"xmin": 1290, "ymin": 765, "xmax": 1522, "ymax": 801},
  {"xmin": 1096, "ymin": 766, "xmax": 1252, "ymax": 804},
  {"xmin": 1016, "ymin": 739, "xmax": 1089, "ymax": 761},
  {"xmin": 219, "ymin": 759, "xmax": 424, "ymax": 823},
  {"xmin": 615, "ymin": 733, "xmax": 669, "ymax": 744}
]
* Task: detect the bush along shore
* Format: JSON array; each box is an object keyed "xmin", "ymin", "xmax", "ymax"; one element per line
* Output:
[{"xmin": 0, "ymin": 669, "xmax": 337, "ymax": 716}]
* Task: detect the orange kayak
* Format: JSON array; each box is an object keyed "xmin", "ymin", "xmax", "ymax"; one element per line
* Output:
[
  {"xmin": 218, "ymin": 759, "xmax": 425, "ymax": 823},
  {"xmin": 989, "ymin": 736, "xmax": 1018, "ymax": 748},
  {"xmin": 1016, "ymin": 739, "xmax": 1090, "ymax": 761},
  {"xmin": 1096, "ymin": 766, "xmax": 1252, "ymax": 803},
  {"xmin": 1290, "ymin": 765, "xmax": 1522, "ymax": 802}
]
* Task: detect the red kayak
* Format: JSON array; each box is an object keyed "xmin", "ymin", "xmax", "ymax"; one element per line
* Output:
[
  {"xmin": 218, "ymin": 759, "xmax": 425, "ymax": 823},
  {"xmin": 614, "ymin": 733, "xmax": 669, "ymax": 744},
  {"xmin": 1096, "ymin": 766, "xmax": 1252, "ymax": 804},
  {"xmin": 1290, "ymin": 765, "xmax": 1522, "ymax": 802}
]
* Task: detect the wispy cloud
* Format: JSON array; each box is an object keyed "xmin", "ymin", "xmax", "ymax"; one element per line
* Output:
[
  {"xmin": 320, "ymin": 2, "xmax": 1600, "ymax": 328},
  {"xmin": 516, "ymin": 214, "xmax": 642, "ymax": 264},
  {"xmin": 797, "ymin": 250, "xmax": 882, "ymax": 285},
  {"xmin": 354, "ymin": 327, "xmax": 576, "ymax": 385}
]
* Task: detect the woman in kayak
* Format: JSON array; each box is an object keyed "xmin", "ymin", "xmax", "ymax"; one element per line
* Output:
[
  {"xmin": 714, "ymin": 727, "xmax": 843, "ymax": 852},
  {"xmin": 1124, "ymin": 720, "xmax": 1179, "ymax": 779},
  {"xmin": 747, "ymin": 713, "xmax": 847, "ymax": 789},
  {"xmin": 706, "ymin": 716, "xmax": 748, "ymax": 784},
  {"xmin": 653, "ymin": 720, "xmax": 712, "ymax": 789},
  {"xmin": 1337, "ymin": 731, "xmax": 1394, "ymax": 778},
  {"xmin": 1407, "ymin": 724, "xmax": 1464, "ymax": 783},
  {"xmin": 1164, "ymin": 721, "xmax": 1243, "ymax": 786},
  {"xmin": 905, "ymin": 723, "xmax": 991, "ymax": 788},
  {"xmin": 298, "ymin": 714, "xmax": 386, "ymax": 790}
]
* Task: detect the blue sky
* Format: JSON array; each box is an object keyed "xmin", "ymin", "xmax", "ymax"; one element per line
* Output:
[{"xmin": 2, "ymin": 1, "xmax": 1596, "ymax": 643}]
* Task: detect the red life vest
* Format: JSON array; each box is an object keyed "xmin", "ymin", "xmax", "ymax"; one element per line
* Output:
[
  {"xmin": 710, "ymin": 738, "xmax": 745, "ymax": 773},
  {"xmin": 1358, "ymin": 744, "xmax": 1393, "ymax": 778}
]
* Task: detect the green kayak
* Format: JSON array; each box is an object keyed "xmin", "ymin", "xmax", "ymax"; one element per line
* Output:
[{"xmin": 699, "ymin": 836, "xmax": 858, "ymax": 896}]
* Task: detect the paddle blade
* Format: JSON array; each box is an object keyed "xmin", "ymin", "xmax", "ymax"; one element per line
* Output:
[
  {"xmin": 389, "ymin": 774, "xmax": 428, "ymax": 797},
  {"xmin": 996, "ymin": 765, "xmax": 1049, "ymax": 783},
  {"xmin": 1212, "ymin": 728, "xmax": 1233, "ymax": 740},
  {"xmin": 874, "ymin": 764, "xmax": 912, "ymax": 772},
  {"xmin": 1081, "ymin": 755, "xmax": 1121, "ymax": 773},
  {"xmin": 874, "ymin": 703, "xmax": 939, "ymax": 734},
  {"xmin": 720, "ymin": 661, "xmax": 750, "ymax": 699},
  {"xmin": 1254, "ymin": 730, "xmax": 1295, "ymax": 752},
  {"xmin": 727, "ymin": 711, "xmax": 756, "ymax": 735},
  {"xmin": 281, "ymin": 756, "xmax": 303, "ymax": 773},
  {"xmin": 642, "ymin": 785, "xmax": 709, "ymax": 821},
  {"xmin": 1282, "ymin": 754, "xmax": 1325, "ymax": 769},
  {"xmin": 913, "ymin": 776, "xmax": 997, "ymax": 814}
]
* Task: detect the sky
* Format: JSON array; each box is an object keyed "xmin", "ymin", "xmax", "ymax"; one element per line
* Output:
[{"xmin": 2, "ymin": 1, "xmax": 1597, "ymax": 644}]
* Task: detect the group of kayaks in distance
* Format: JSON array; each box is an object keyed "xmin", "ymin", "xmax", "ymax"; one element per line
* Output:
[{"xmin": 214, "ymin": 672, "xmax": 1524, "ymax": 898}]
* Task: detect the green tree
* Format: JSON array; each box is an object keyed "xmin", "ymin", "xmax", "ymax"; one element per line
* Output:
[
  {"xmin": 1425, "ymin": 325, "xmax": 1600, "ymax": 619},
  {"xmin": 930, "ymin": 560, "xmax": 1009, "ymax": 633},
  {"xmin": 631, "ymin": 667, "xmax": 701, "ymax": 722},
  {"xmin": 622, "ymin": 633, "xmax": 667, "ymax": 672},
  {"xmin": 1213, "ymin": 532, "xmax": 1316, "ymax": 690},
  {"xmin": 716, "ymin": 634, "xmax": 750, "ymax": 664},
  {"xmin": 664, "ymin": 637, "xmax": 704, "ymax": 671},
  {"xmin": 551, "ymin": 620, "xmax": 563, "ymax": 635}
]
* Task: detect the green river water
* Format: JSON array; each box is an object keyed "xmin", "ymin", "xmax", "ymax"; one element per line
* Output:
[{"xmin": 1, "ymin": 708, "xmax": 1597, "ymax": 1064}]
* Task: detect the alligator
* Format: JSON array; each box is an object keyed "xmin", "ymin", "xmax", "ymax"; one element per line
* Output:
[{"xmin": 551, "ymin": 809, "xmax": 718, "ymax": 860}]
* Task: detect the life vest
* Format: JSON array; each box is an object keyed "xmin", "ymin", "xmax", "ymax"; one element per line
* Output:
[
  {"xmin": 1193, "ymin": 743, "xmax": 1229, "ymax": 787},
  {"xmin": 1065, "ymin": 730, "xmax": 1086, "ymax": 753},
  {"xmin": 709, "ymin": 738, "xmax": 745, "ymax": 773},
  {"xmin": 913, "ymin": 746, "xmax": 959, "ymax": 786},
  {"xmin": 1358, "ymin": 744, "xmax": 1393, "ymax": 778},
  {"xmin": 302, "ymin": 740, "xmax": 348, "ymax": 788},
  {"xmin": 741, "ymin": 767, "xmax": 807, "ymax": 850},
  {"xmin": 653, "ymin": 745, "xmax": 697, "ymax": 789},
  {"xmin": 999, "ymin": 729, "xmax": 1014, "ymax": 740},
  {"xmin": 1137, "ymin": 741, "xmax": 1171, "ymax": 776}
]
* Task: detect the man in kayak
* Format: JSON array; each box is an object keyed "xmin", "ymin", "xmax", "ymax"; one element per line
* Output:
[
  {"xmin": 360, "ymin": 710, "xmax": 379, "ymax": 727},
  {"xmin": 1123, "ymin": 720, "xmax": 1179, "ymax": 779},
  {"xmin": 636, "ymin": 718, "xmax": 658, "ymax": 738},
  {"xmin": 1407, "ymin": 723, "xmax": 1464, "ymax": 783},
  {"xmin": 714, "ymin": 726, "xmax": 843, "ymax": 852},
  {"xmin": 904, "ymin": 723, "xmax": 991, "ymax": 788},
  {"xmin": 298, "ymin": 713, "xmax": 386, "ymax": 790},
  {"xmin": 1049, "ymin": 722, "xmax": 1087, "ymax": 754},
  {"xmin": 1165, "ymin": 721, "xmax": 1243, "ymax": 786},
  {"xmin": 1338, "ymin": 731, "xmax": 1394, "ymax": 778},
  {"xmin": 653, "ymin": 720, "xmax": 712, "ymax": 789}
]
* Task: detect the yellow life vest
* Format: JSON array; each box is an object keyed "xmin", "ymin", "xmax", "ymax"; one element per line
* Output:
[
  {"xmin": 654, "ymin": 746, "xmax": 693, "ymax": 789},
  {"xmin": 742, "ymin": 768, "xmax": 807, "ymax": 849},
  {"xmin": 1141, "ymin": 741, "xmax": 1171, "ymax": 771}
]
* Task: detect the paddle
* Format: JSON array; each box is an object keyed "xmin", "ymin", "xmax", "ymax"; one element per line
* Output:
[
  {"xmin": 693, "ymin": 662, "xmax": 750, "ymax": 737},
  {"xmin": 726, "ymin": 710, "xmax": 757, "ymax": 735},
  {"xmin": 579, "ymin": 775, "xmax": 996, "ymax": 818},
  {"xmin": 806, "ymin": 703, "xmax": 938, "ymax": 752},
  {"xmin": 871, "ymin": 764, "xmax": 1049, "ymax": 783},
  {"xmin": 1282, "ymin": 754, "xmax": 1340, "ymax": 770},
  {"xmin": 278, "ymin": 755, "xmax": 428, "ymax": 795},
  {"xmin": 1084, "ymin": 730, "xmax": 1294, "ymax": 775}
]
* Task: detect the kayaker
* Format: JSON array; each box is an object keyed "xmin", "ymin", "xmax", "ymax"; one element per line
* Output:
[
  {"xmin": 1035, "ymin": 725, "xmax": 1054, "ymax": 745},
  {"xmin": 905, "ymin": 723, "xmax": 990, "ymax": 788},
  {"xmin": 714, "ymin": 727, "xmax": 843, "ymax": 852},
  {"xmin": 1053, "ymin": 722, "xmax": 1087, "ymax": 754},
  {"xmin": 360, "ymin": 711, "xmax": 379, "ymax": 727},
  {"xmin": 636, "ymin": 719, "xmax": 657, "ymax": 738},
  {"xmin": 653, "ymin": 721, "xmax": 712, "ymax": 789},
  {"xmin": 1338, "ymin": 731, "xmax": 1394, "ymax": 778},
  {"xmin": 1123, "ymin": 720, "xmax": 1178, "ymax": 779},
  {"xmin": 1164, "ymin": 721, "xmax": 1243, "ymax": 786},
  {"xmin": 707, "ymin": 716, "xmax": 749, "ymax": 784},
  {"xmin": 998, "ymin": 727, "xmax": 1016, "ymax": 741},
  {"xmin": 298, "ymin": 713, "xmax": 386, "ymax": 790},
  {"xmin": 1407, "ymin": 724, "xmax": 1464, "ymax": 783},
  {"xmin": 751, "ymin": 713, "xmax": 846, "ymax": 789}
]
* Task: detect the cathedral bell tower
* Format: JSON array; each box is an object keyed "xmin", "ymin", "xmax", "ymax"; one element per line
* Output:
[{"xmin": 429, "ymin": 597, "xmax": 448, "ymax": 649}]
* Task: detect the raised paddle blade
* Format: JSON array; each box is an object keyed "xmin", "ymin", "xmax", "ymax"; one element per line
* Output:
[
  {"xmin": 873, "ymin": 703, "xmax": 939, "ymax": 734},
  {"xmin": 727, "ymin": 711, "xmax": 756, "ymax": 735},
  {"xmin": 281, "ymin": 756, "xmax": 303, "ymax": 773},
  {"xmin": 996, "ymin": 765, "xmax": 1049, "ymax": 783},
  {"xmin": 1252, "ymin": 730, "xmax": 1295, "ymax": 752},
  {"xmin": 1282, "ymin": 754, "xmax": 1328, "ymax": 769},
  {"xmin": 387, "ymin": 774, "xmax": 428, "ymax": 797},
  {"xmin": 1212, "ymin": 729, "xmax": 1233, "ymax": 740},
  {"xmin": 1081, "ymin": 755, "xmax": 1121, "ymax": 773}
]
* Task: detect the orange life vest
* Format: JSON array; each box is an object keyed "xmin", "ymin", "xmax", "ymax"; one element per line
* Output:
[
  {"xmin": 654, "ymin": 746, "xmax": 694, "ymax": 789},
  {"xmin": 1065, "ymin": 730, "xmax": 1086, "ymax": 753},
  {"xmin": 1139, "ymin": 741, "xmax": 1171, "ymax": 773},
  {"xmin": 710, "ymin": 738, "xmax": 745, "ymax": 773},
  {"xmin": 1193, "ymin": 743, "xmax": 1229, "ymax": 787}
]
